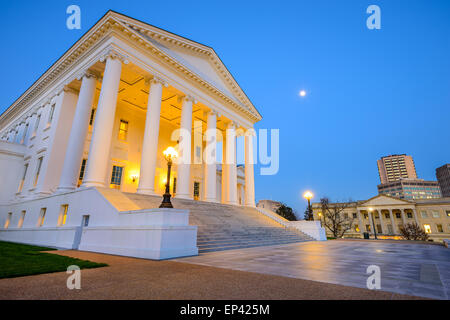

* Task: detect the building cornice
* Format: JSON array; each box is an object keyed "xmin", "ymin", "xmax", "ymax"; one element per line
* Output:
[{"xmin": 0, "ymin": 10, "xmax": 261, "ymax": 130}]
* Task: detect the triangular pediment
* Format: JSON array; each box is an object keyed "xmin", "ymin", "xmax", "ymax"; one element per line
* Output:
[
  {"xmin": 111, "ymin": 11, "xmax": 262, "ymax": 121},
  {"xmin": 359, "ymin": 195, "xmax": 413, "ymax": 207}
]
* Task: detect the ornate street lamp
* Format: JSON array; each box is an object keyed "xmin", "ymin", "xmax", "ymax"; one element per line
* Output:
[
  {"xmin": 369, "ymin": 207, "xmax": 378, "ymax": 240},
  {"xmin": 303, "ymin": 191, "xmax": 314, "ymax": 220},
  {"xmin": 318, "ymin": 212, "xmax": 323, "ymax": 228},
  {"xmin": 159, "ymin": 146, "xmax": 178, "ymax": 208}
]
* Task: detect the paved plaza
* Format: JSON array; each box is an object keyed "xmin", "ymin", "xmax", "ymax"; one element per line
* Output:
[{"xmin": 175, "ymin": 240, "xmax": 450, "ymax": 300}]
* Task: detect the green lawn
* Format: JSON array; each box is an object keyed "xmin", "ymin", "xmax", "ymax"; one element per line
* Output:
[{"xmin": 0, "ymin": 241, "xmax": 107, "ymax": 279}]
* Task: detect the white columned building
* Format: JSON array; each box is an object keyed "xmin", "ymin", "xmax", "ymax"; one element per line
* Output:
[{"xmin": 0, "ymin": 11, "xmax": 264, "ymax": 259}]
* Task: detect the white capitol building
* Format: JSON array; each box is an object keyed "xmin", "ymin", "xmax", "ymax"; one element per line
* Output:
[{"xmin": 0, "ymin": 11, "xmax": 324, "ymax": 259}]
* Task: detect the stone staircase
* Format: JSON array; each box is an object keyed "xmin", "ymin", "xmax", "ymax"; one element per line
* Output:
[{"xmin": 98, "ymin": 188, "xmax": 314, "ymax": 253}]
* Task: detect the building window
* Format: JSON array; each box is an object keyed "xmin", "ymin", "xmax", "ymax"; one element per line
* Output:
[
  {"xmin": 82, "ymin": 215, "xmax": 90, "ymax": 227},
  {"xmin": 4, "ymin": 213, "xmax": 12, "ymax": 229},
  {"xmin": 21, "ymin": 123, "xmax": 29, "ymax": 144},
  {"xmin": 421, "ymin": 211, "xmax": 428, "ymax": 218},
  {"xmin": 385, "ymin": 213, "xmax": 390, "ymax": 219},
  {"xmin": 33, "ymin": 115, "xmax": 41, "ymax": 136},
  {"xmin": 48, "ymin": 104, "xmax": 56, "ymax": 124},
  {"xmin": 78, "ymin": 159, "xmax": 87, "ymax": 187},
  {"xmin": 37, "ymin": 208, "xmax": 46, "ymax": 227},
  {"xmin": 352, "ymin": 213, "xmax": 357, "ymax": 219},
  {"xmin": 118, "ymin": 120, "xmax": 128, "ymax": 141},
  {"xmin": 365, "ymin": 224, "xmax": 371, "ymax": 232},
  {"xmin": 364, "ymin": 213, "xmax": 368, "ymax": 219},
  {"xmin": 193, "ymin": 181, "xmax": 200, "ymax": 200},
  {"xmin": 89, "ymin": 109, "xmax": 96, "ymax": 126},
  {"xmin": 110, "ymin": 166, "xmax": 124, "ymax": 189},
  {"xmin": 18, "ymin": 211, "xmax": 26, "ymax": 228},
  {"xmin": 58, "ymin": 205, "xmax": 69, "ymax": 226},
  {"xmin": 395, "ymin": 213, "xmax": 401, "ymax": 219},
  {"xmin": 34, "ymin": 157, "xmax": 43, "ymax": 187},
  {"xmin": 344, "ymin": 213, "xmax": 349, "ymax": 219},
  {"xmin": 18, "ymin": 164, "xmax": 28, "ymax": 193},
  {"xmin": 432, "ymin": 211, "xmax": 440, "ymax": 218},
  {"xmin": 354, "ymin": 224, "xmax": 360, "ymax": 232},
  {"xmin": 407, "ymin": 212, "xmax": 412, "ymax": 219},
  {"xmin": 436, "ymin": 224, "xmax": 443, "ymax": 233},
  {"xmin": 446, "ymin": 211, "xmax": 450, "ymax": 217}
]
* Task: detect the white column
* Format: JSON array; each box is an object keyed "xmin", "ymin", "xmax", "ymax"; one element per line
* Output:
[
  {"xmin": 82, "ymin": 53, "xmax": 123, "ymax": 187},
  {"xmin": 389, "ymin": 209, "xmax": 397, "ymax": 234},
  {"xmin": 357, "ymin": 210, "xmax": 364, "ymax": 235},
  {"xmin": 221, "ymin": 133, "xmax": 228, "ymax": 203},
  {"xmin": 137, "ymin": 77, "xmax": 165, "ymax": 195},
  {"xmin": 175, "ymin": 95, "xmax": 194, "ymax": 199},
  {"xmin": 244, "ymin": 128, "xmax": 256, "ymax": 207},
  {"xmin": 378, "ymin": 210, "xmax": 385, "ymax": 234},
  {"xmin": 57, "ymin": 71, "xmax": 97, "ymax": 192},
  {"xmin": 203, "ymin": 110, "xmax": 217, "ymax": 202},
  {"xmin": 412, "ymin": 208, "xmax": 420, "ymax": 225},
  {"xmin": 400, "ymin": 208, "xmax": 407, "ymax": 225},
  {"xmin": 226, "ymin": 122, "xmax": 238, "ymax": 205}
]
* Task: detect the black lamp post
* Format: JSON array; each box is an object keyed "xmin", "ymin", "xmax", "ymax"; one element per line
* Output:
[
  {"xmin": 303, "ymin": 191, "xmax": 314, "ymax": 221},
  {"xmin": 159, "ymin": 147, "xmax": 178, "ymax": 208},
  {"xmin": 369, "ymin": 208, "xmax": 378, "ymax": 240}
]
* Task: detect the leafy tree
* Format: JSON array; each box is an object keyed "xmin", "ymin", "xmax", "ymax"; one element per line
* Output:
[
  {"xmin": 276, "ymin": 203, "xmax": 297, "ymax": 221},
  {"xmin": 320, "ymin": 197, "xmax": 353, "ymax": 238},
  {"xmin": 399, "ymin": 223, "xmax": 429, "ymax": 241}
]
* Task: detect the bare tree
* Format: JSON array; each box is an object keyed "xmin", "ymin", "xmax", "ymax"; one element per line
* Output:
[
  {"xmin": 320, "ymin": 197, "xmax": 354, "ymax": 238},
  {"xmin": 399, "ymin": 223, "xmax": 429, "ymax": 241}
]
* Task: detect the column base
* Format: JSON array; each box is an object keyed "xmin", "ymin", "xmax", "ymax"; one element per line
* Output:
[
  {"xmin": 82, "ymin": 181, "xmax": 106, "ymax": 188},
  {"xmin": 136, "ymin": 188, "xmax": 157, "ymax": 196},
  {"xmin": 56, "ymin": 186, "xmax": 76, "ymax": 193},
  {"xmin": 204, "ymin": 198, "xmax": 218, "ymax": 203},
  {"xmin": 174, "ymin": 193, "xmax": 193, "ymax": 200},
  {"xmin": 245, "ymin": 203, "xmax": 256, "ymax": 208},
  {"xmin": 226, "ymin": 201, "xmax": 239, "ymax": 206}
]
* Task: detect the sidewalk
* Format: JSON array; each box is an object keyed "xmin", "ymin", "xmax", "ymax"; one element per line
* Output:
[{"xmin": 0, "ymin": 250, "xmax": 423, "ymax": 300}]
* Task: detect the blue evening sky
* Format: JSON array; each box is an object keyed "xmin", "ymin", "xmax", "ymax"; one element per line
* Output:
[{"xmin": 0, "ymin": 1, "xmax": 449, "ymax": 216}]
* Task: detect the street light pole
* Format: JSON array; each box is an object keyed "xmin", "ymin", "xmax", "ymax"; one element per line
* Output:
[
  {"xmin": 369, "ymin": 208, "xmax": 378, "ymax": 240},
  {"xmin": 160, "ymin": 147, "xmax": 178, "ymax": 209},
  {"xmin": 303, "ymin": 191, "xmax": 314, "ymax": 221}
]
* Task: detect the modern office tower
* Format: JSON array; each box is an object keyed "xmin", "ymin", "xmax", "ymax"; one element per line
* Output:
[
  {"xmin": 436, "ymin": 164, "xmax": 450, "ymax": 197},
  {"xmin": 377, "ymin": 154, "xmax": 417, "ymax": 184},
  {"xmin": 378, "ymin": 178, "xmax": 442, "ymax": 200}
]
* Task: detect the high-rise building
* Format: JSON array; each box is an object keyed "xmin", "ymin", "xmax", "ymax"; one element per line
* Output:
[
  {"xmin": 436, "ymin": 164, "xmax": 450, "ymax": 197},
  {"xmin": 377, "ymin": 154, "xmax": 417, "ymax": 184}
]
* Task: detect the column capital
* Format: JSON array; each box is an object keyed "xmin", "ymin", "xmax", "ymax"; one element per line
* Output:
[
  {"xmin": 178, "ymin": 94, "xmax": 197, "ymax": 104},
  {"xmin": 205, "ymin": 109, "xmax": 219, "ymax": 117},
  {"xmin": 99, "ymin": 48, "xmax": 129, "ymax": 64},
  {"xmin": 77, "ymin": 69, "xmax": 101, "ymax": 81},
  {"xmin": 145, "ymin": 75, "xmax": 168, "ymax": 88}
]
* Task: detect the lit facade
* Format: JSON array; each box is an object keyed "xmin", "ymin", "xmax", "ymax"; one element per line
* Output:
[
  {"xmin": 312, "ymin": 195, "xmax": 450, "ymax": 242},
  {"xmin": 377, "ymin": 178, "xmax": 442, "ymax": 200},
  {"xmin": 0, "ymin": 11, "xmax": 263, "ymax": 259}
]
